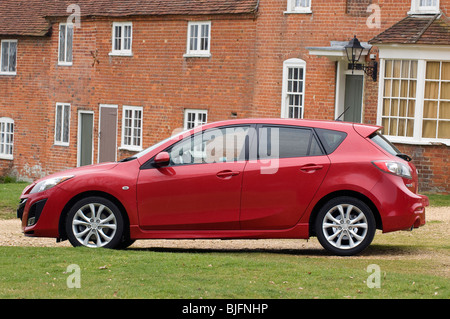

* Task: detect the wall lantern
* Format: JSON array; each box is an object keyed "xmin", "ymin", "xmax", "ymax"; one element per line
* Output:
[{"xmin": 345, "ymin": 35, "xmax": 378, "ymax": 82}]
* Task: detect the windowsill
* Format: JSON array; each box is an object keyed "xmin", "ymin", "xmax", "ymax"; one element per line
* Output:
[
  {"xmin": 119, "ymin": 146, "xmax": 143, "ymax": 152},
  {"xmin": 109, "ymin": 51, "xmax": 133, "ymax": 57},
  {"xmin": 407, "ymin": 9, "xmax": 441, "ymax": 15},
  {"xmin": 54, "ymin": 142, "xmax": 70, "ymax": 147},
  {"xmin": 0, "ymin": 155, "xmax": 13, "ymax": 160},
  {"xmin": 0, "ymin": 72, "xmax": 16, "ymax": 76},
  {"xmin": 183, "ymin": 53, "xmax": 212, "ymax": 58},
  {"xmin": 58, "ymin": 62, "xmax": 73, "ymax": 66},
  {"xmin": 385, "ymin": 136, "xmax": 450, "ymax": 147},
  {"xmin": 284, "ymin": 9, "xmax": 313, "ymax": 14}
]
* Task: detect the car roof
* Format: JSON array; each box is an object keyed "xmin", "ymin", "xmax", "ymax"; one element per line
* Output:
[{"xmin": 201, "ymin": 118, "xmax": 381, "ymax": 135}]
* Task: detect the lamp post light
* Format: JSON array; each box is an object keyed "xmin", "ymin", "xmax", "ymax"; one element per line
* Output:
[{"xmin": 345, "ymin": 35, "xmax": 378, "ymax": 82}]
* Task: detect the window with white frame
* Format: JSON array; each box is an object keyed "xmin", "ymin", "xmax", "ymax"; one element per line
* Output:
[
  {"xmin": 111, "ymin": 22, "xmax": 132, "ymax": 55},
  {"xmin": 185, "ymin": 21, "xmax": 211, "ymax": 57},
  {"xmin": 422, "ymin": 61, "xmax": 450, "ymax": 139},
  {"xmin": 282, "ymin": 58, "xmax": 306, "ymax": 119},
  {"xmin": 409, "ymin": 0, "xmax": 440, "ymax": 14},
  {"xmin": 379, "ymin": 58, "xmax": 450, "ymax": 143},
  {"xmin": 286, "ymin": 0, "xmax": 312, "ymax": 13},
  {"xmin": 58, "ymin": 23, "xmax": 73, "ymax": 65},
  {"xmin": 184, "ymin": 109, "xmax": 208, "ymax": 129},
  {"xmin": 55, "ymin": 103, "xmax": 71, "ymax": 146},
  {"xmin": 1, "ymin": 40, "xmax": 17, "ymax": 75},
  {"xmin": 0, "ymin": 117, "xmax": 14, "ymax": 160},
  {"xmin": 122, "ymin": 106, "xmax": 143, "ymax": 151}
]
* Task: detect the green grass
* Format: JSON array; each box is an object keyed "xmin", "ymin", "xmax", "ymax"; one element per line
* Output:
[
  {"xmin": 0, "ymin": 246, "xmax": 448, "ymax": 299},
  {"xmin": 425, "ymin": 193, "xmax": 450, "ymax": 207},
  {"xmin": 0, "ymin": 182, "xmax": 27, "ymax": 219}
]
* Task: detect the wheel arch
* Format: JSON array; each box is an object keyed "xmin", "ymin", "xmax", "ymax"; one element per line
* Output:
[
  {"xmin": 58, "ymin": 190, "xmax": 130, "ymax": 241},
  {"xmin": 308, "ymin": 190, "xmax": 382, "ymax": 236}
]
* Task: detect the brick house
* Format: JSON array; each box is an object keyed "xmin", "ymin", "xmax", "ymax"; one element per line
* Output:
[{"xmin": 0, "ymin": 0, "xmax": 449, "ymax": 193}]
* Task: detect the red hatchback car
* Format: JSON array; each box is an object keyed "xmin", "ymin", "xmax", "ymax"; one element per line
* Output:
[{"xmin": 17, "ymin": 119, "xmax": 428, "ymax": 256}]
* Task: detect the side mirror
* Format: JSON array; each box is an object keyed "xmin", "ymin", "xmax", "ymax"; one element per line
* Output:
[{"xmin": 153, "ymin": 151, "xmax": 170, "ymax": 167}]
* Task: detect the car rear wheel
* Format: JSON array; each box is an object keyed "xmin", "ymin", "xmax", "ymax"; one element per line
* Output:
[
  {"xmin": 66, "ymin": 197, "xmax": 124, "ymax": 248},
  {"xmin": 315, "ymin": 196, "xmax": 376, "ymax": 256}
]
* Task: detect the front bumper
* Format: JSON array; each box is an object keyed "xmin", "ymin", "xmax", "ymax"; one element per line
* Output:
[{"xmin": 17, "ymin": 188, "xmax": 67, "ymax": 239}]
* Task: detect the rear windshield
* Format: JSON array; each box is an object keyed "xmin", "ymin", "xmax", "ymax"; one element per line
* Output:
[{"xmin": 369, "ymin": 132, "xmax": 401, "ymax": 156}]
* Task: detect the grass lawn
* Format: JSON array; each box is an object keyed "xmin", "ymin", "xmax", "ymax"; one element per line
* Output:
[{"xmin": 0, "ymin": 246, "xmax": 448, "ymax": 299}]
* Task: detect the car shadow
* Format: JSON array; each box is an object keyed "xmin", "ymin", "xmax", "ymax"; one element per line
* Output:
[{"xmin": 127, "ymin": 244, "xmax": 419, "ymax": 258}]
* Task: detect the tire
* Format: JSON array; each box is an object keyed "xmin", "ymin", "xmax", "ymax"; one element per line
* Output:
[
  {"xmin": 66, "ymin": 196, "xmax": 124, "ymax": 249},
  {"xmin": 315, "ymin": 196, "xmax": 376, "ymax": 256}
]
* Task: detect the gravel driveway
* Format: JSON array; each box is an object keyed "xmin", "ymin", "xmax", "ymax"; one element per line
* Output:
[{"xmin": 1, "ymin": 207, "xmax": 448, "ymax": 256}]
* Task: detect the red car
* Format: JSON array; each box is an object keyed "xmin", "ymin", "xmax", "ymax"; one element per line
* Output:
[{"xmin": 17, "ymin": 119, "xmax": 428, "ymax": 256}]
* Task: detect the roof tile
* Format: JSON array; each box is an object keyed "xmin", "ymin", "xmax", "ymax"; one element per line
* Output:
[{"xmin": 0, "ymin": 0, "xmax": 258, "ymax": 36}]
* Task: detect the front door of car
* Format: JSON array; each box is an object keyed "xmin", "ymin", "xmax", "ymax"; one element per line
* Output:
[
  {"xmin": 137, "ymin": 125, "xmax": 253, "ymax": 230},
  {"xmin": 240, "ymin": 125, "xmax": 330, "ymax": 229}
]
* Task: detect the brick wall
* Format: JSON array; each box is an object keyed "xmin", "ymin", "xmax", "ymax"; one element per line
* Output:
[{"xmin": 1, "ymin": 0, "xmax": 449, "ymax": 193}]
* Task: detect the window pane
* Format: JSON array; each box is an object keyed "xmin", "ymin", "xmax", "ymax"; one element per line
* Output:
[
  {"xmin": 438, "ymin": 121, "xmax": 450, "ymax": 139},
  {"xmin": 426, "ymin": 62, "xmax": 440, "ymax": 80},
  {"xmin": 114, "ymin": 26, "xmax": 122, "ymax": 50},
  {"xmin": 441, "ymin": 82, "xmax": 450, "ymax": 100},
  {"xmin": 190, "ymin": 25, "xmax": 198, "ymax": 51},
  {"xmin": 55, "ymin": 105, "xmax": 62, "ymax": 142},
  {"xmin": 59, "ymin": 25, "xmax": 66, "ymax": 62},
  {"xmin": 200, "ymin": 24, "xmax": 209, "ymax": 51},
  {"xmin": 8, "ymin": 41, "xmax": 16, "ymax": 72},
  {"xmin": 63, "ymin": 104, "xmax": 70, "ymax": 143},
  {"xmin": 260, "ymin": 127, "xmax": 321, "ymax": 159},
  {"xmin": 442, "ymin": 62, "xmax": 450, "ymax": 81},
  {"xmin": 66, "ymin": 25, "xmax": 73, "ymax": 62},
  {"xmin": 422, "ymin": 120, "xmax": 437, "ymax": 138},
  {"xmin": 124, "ymin": 25, "xmax": 131, "ymax": 50}
]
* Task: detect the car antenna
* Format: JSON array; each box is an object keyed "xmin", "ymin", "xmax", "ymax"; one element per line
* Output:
[{"xmin": 335, "ymin": 106, "xmax": 350, "ymax": 121}]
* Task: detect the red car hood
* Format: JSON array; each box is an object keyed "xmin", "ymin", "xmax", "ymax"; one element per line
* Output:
[{"xmin": 31, "ymin": 162, "xmax": 118, "ymax": 185}]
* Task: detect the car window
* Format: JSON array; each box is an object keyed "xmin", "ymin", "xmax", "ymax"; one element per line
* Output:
[
  {"xmin": 259, "ymin": 126, "xmax": 324, "ymax": 159},
  {"xmin": 315, "ymin": 128, "xmax": 347, "ymax": 154},
  {"xmin": 167, "ymin": 126, "xmax": 250, "ymax": 166}
]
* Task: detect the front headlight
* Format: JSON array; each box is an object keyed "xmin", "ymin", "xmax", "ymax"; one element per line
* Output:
[{"xmin": 30, "ymin": 175, "xmax": 74, "ymax": 194}]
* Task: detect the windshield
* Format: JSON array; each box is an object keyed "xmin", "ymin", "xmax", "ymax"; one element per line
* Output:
[{"xmin": 132, "ymin": 129, "xmax": 190, "ymax": 159}]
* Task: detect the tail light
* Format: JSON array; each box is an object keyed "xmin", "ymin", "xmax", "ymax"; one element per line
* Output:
[{"xmin": 372, "ymin": 161, "xmax": 412, "ymax": 179}]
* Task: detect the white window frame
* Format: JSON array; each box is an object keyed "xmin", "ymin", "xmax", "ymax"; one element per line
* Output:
[
  {"xmin": 184, "ymin": 21, "xmax": 211, "ymax": 58},
  {"xmin": 285, "ymin": 0, "xmax": 312, "ymax": 14},
  {"xmin": 409, "ymin": 0, "xmax": 440, "ymax": 14},
  {"xmin": 0, "ymin": 39, "xmax": 17, "ymax": 75},
  {"xmin": 110, "ymin": 22, "xmax": 133, "ymax": 56},
  {"xmin": 184, "ymin": 109, "xmax": 208, "ymax": 130},
  {"xmin": 281, "ymin": 58, "xmax": 306, "ymax": 119},
  {"xmin": 121, "ymin": 106, "xmax": 143, "ymax": 151},
  {"xmin": 0, "ymin": 117, "xmax": 14, "ymax": 160},
  {"xmin": 54, "ymin": 103, "xmax": 71, "ymax": 146},
  {"xmin": 58, "ymin": 23, "xmax": 73, "ymax": 66},
  {"xmin": 377, "ymin": 45, "xmax": 450, "ymax": 146}
]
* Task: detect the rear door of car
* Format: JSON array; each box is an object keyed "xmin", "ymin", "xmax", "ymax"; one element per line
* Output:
[{"xmin": 240, "ymin": 125, "xmax": 331, "ymax": 230}]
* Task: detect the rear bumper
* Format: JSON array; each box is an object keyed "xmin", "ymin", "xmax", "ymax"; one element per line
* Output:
[
  {"xmin": 369, "ymin": 173, "xmax": 428, "ymax": 233},
  {"xmin": 379, "ymin": 188, "xmax": 428, "ymax": 233}
]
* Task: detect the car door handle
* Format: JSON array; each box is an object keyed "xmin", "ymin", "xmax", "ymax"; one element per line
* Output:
[
  {"xmin": 299, "ymin": 164, "xmax": 323, "ymax": 173},
  {"xmin": 216, "ymin": 170, "xmax": 240, "ymax": 179}
]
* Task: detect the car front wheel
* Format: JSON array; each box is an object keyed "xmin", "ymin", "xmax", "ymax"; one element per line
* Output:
[
  {"xmin": 315, "ymin": 196, "xmax": 376, "ymax": 256},
  {"xmin": 66, "ymin": 196, "xmax": 124, "ymax": 248}
]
